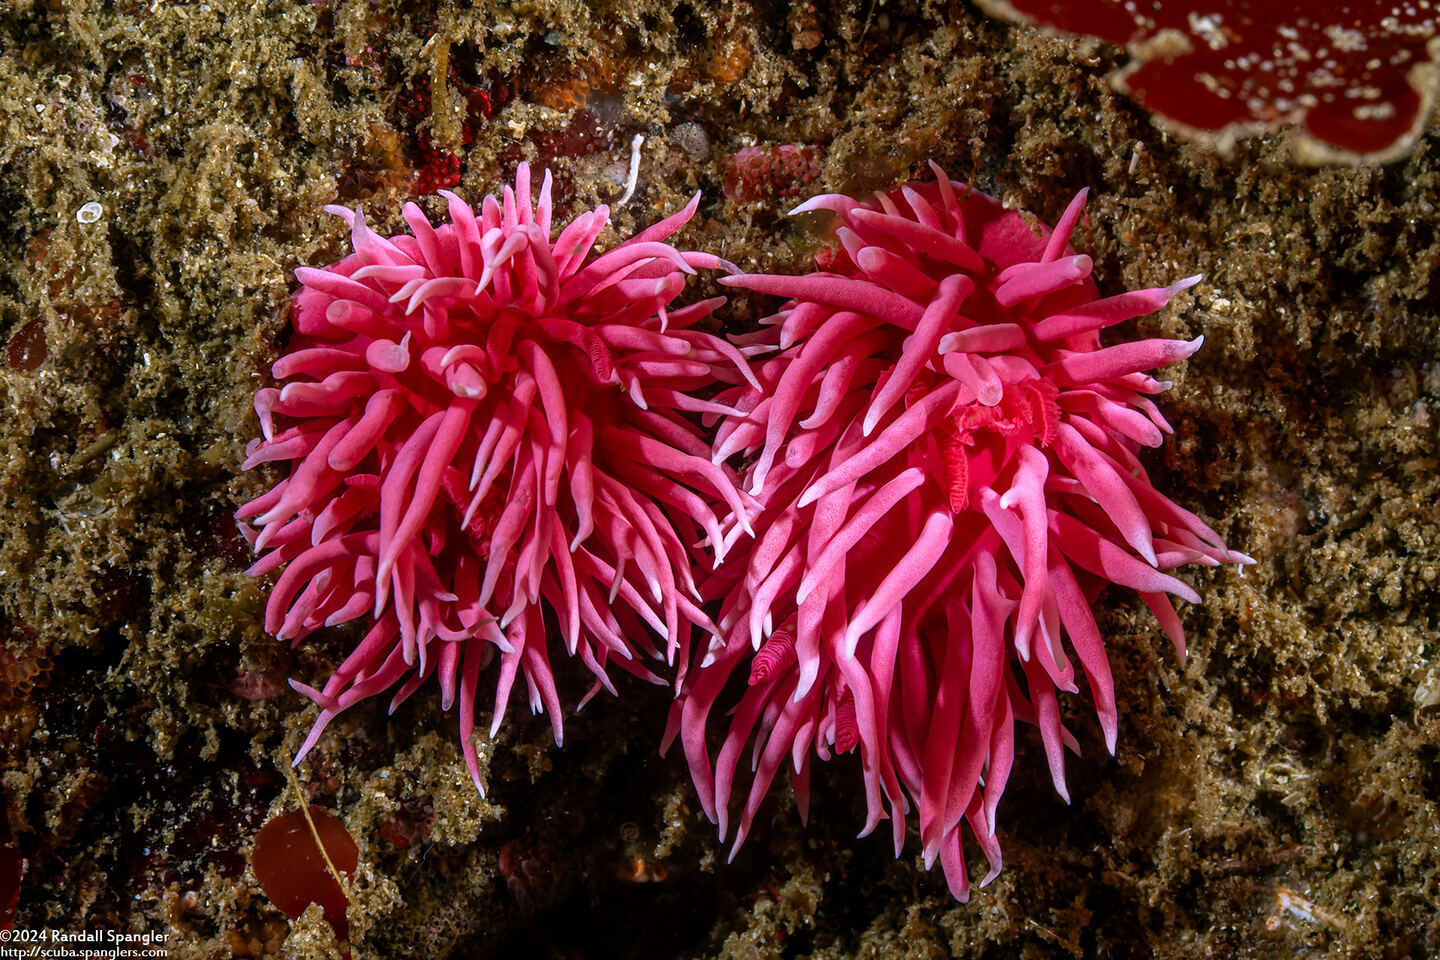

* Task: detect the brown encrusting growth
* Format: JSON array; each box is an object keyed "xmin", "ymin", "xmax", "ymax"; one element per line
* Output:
[{"xmin": 0, "ymin": 0, "xmax": 1437, "ymax": 958}]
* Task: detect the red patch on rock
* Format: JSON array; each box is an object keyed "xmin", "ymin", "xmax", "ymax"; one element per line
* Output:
[
  {"xmin": 980, "ymin": 0, "xmax": 1440, "ymax": 162},
  {"xmin": 252, "ymin": 806, "xmax": 358, "ymax": 948},
  {"xmin": 6, "ymin": 319, "xmax": 46, "ymax": 373},
  {"xmin": 229, "ymin": 666, "xmax": 289, "ymax": 702},
  {"xmin": 724, "ymin": 144, "xmax": 824, "ymax": 203}
]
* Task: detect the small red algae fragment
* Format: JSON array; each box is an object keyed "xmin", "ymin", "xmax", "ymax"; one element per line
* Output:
[
  {"xmin": 526, "ymin": 108, "xmax": 610, "ymax": 172},
  {"xmin": 229, "ymin": 666, "xmax": 289, "ymax": 702},
  {"xmin": 669, "ymin": 163, "xmax": 1251, "ymax": 900},
  {"xmin": 392, "ymin": 70, "xmax": 486, "ymax": 194},
  {"xmin": 391, "ymin": 59, "xmax": 509, "ymax": 195},
  {"xmin": 6, "ymin": 319, "xmax": 47, "ymax": 372},
  {"xmin": 252, "ymin": 806, "xmax": 358, "ymax": 946},
  {"xmin": 723, "ymin": 144, "xmax": 824, "ymax": 204},
  {"xmin": 979, "ymin": 0, "xmax": 1440, "ymax": 162},
  {"xmin": 377, "ymin": 796, "xmax": 433, "ymax": 850}
]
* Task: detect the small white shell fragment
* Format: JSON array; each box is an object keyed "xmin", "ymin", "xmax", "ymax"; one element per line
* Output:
[{"xmin": 76, "ymin": 201, "xmax": 103, "ymax": 224}]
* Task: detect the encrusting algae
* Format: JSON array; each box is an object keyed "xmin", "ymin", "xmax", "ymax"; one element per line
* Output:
[{"xmin": 1, "ymin": 0, "xmax": 1439, "ymax": 957}]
